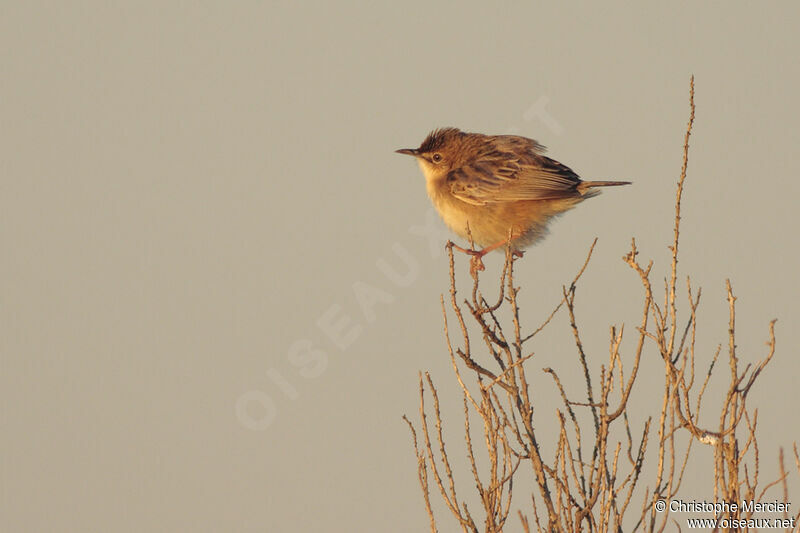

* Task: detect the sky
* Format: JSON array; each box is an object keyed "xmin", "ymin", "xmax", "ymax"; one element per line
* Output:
[{"xmin": 2, "ymin": 2, "xmax": 799, "ymax": 531}]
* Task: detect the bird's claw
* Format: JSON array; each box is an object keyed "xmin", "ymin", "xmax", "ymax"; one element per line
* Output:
[{"xmin": 469, "ymin": 255, "xmax": 486, "ymax": 276}]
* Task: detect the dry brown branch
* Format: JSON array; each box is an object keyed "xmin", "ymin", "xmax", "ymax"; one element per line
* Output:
[{"xmin": 403, "ymin": 413, "xmax": 438, "ymax": 532}]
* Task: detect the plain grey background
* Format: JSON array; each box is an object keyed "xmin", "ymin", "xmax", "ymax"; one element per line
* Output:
[{"xmin": 2, "ymin": 2, "xmax": 799, "ymax": 531}]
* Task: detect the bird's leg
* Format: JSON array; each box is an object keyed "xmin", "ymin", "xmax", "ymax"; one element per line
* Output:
[
  {"xmin": 478, "ymin": 239, "xmax": 512, "ymax": 255},
  {"xmin": 451, "ymin": 238, "xmax": 522, "ymax": 275}
]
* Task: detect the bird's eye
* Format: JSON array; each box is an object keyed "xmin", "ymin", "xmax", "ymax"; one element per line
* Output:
[{"xmin": 432, "ymin": 153, "xmax": 443, "ymax": 163}]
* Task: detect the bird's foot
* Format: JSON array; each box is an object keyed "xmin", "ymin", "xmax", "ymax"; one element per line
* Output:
[
  {"xmin": 450, "ymin": 243, "xmax": 488, "ymax": 276},
  {"xmin": 468, "ymin": 253, "xmax": 486, "ymax": 276}
]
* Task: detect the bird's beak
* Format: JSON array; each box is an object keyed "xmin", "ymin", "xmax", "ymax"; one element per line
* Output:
[{"xmin": 395, "ymin": 148, "xmax": 419, "ymax": 157}]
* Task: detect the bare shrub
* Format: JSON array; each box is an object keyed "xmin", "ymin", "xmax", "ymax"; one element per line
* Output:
[{"xmin": 404, "ymin": 77, "xmax": 796, "ymax": 532}]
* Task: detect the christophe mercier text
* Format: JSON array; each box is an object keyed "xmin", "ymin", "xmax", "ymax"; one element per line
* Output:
[{"xmin": 670, "ymin": 499, "xmax": 790, "ymax": 514}]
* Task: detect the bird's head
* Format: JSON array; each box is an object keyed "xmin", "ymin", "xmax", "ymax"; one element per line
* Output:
[{"xmin": 396, "ymin": 127, "xmax": 464, "ymax": 182}]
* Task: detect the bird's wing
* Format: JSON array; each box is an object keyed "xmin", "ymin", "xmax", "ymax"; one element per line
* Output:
[{"xmin": 447, "ymin": 137, "xmax": 583, "ymax": 205}]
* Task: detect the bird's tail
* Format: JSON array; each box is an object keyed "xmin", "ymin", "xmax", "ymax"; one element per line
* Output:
[
  {"xmin": 576, "ymin": 180, "xmax": 631, "ymax": 198},
  {"xmin": 580, "ymin": 180, "xmax": 632, "ymax": 189}
]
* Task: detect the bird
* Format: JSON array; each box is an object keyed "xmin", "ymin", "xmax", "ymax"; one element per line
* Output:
[{"xmin": 396, "ymin": 127, "xmax": 630, "ymax": 272}]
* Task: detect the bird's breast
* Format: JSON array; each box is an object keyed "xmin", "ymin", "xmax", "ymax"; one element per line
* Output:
[{"xmin": 426, "ymin": 178, "xmax": 486, "ymax": 243}]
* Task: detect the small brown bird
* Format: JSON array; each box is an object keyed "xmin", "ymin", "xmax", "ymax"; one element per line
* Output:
[{"xmin": 397, "ymin": 127, "xmax": 630, "ymax": 270}]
